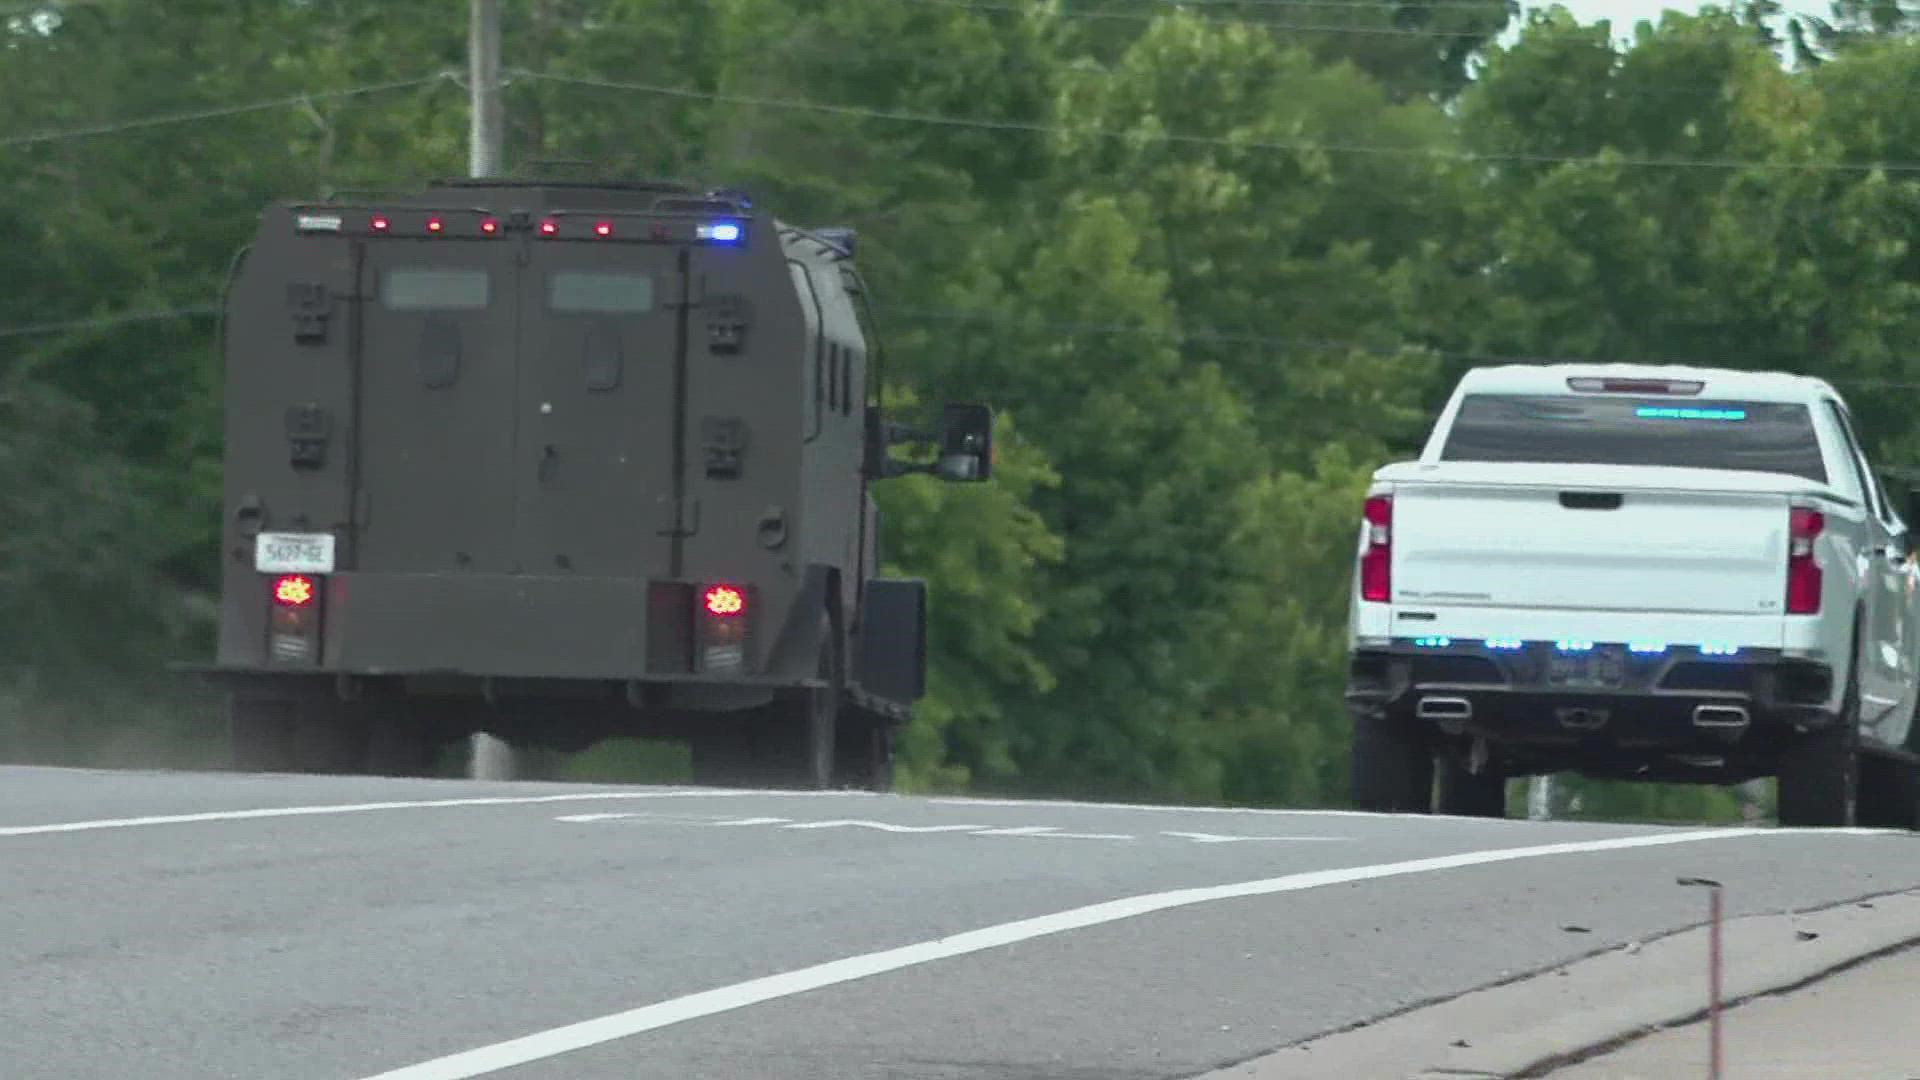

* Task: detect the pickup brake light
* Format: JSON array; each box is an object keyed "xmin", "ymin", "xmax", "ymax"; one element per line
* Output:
[
  {"xmin": 1786, "ymin": 507, "xmax": 1823, "ymax": 615},
  {"xmin": 1566, "ymin": 377, "xmax": 1705, "ymax": 395},
  {"xmin": 1361, "ymin": 495, "xmax": 1392, "ymax": 603}
]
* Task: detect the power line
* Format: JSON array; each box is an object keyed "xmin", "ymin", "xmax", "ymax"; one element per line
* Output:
[
  {"xmin": 519, "ymin": 69, "xmax": 1920, "ymax": 175},
  {"xmin": 881, "ymin": 304, "xmax": 1920, "ymax": 390},
  {"xmin": 897, "ymin": 0, "xmax": 1508, "ymax": 36},
  {"xmin": 6, "ymin": 298, "xmax": 1917, "ymax": 393},
  {"xmin": 0, "ymin": 72, "xmax": 457, "ymax": 150}
]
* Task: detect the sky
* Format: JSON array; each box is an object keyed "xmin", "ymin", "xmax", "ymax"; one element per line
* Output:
[{"xmin": 1532, "ymin": 0, "xmax": 1828, "ymax": 37}]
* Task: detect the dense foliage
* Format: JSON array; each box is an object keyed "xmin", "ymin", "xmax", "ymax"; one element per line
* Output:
[{"xmin": 6, "ymin": 0, "xmax": 1919, "ymax": 821}]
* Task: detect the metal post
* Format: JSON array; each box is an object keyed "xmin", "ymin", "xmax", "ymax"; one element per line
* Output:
[
  {"xmin": 1680, "ymin": 877, "xmax": 1726, "ymax": 1079},
  {"xmin": 468, "ymin": 0, "xmax": 504, "ymax": 179},
  {"xmin": 466, "ymin": 0, "xmax": 514, "ymax": 782},
  {"xmin": 1527, "ymin": 774, "xmax": 1554, "ymax": 820}
]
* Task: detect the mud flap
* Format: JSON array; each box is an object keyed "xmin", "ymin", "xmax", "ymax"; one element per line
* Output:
[{"xmin": 856, "ymin": 577, "xmax": 927, "ymax": 705}]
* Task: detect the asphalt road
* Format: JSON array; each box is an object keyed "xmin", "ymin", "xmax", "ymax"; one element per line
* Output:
[{"xmin": 6, "ymin": 765, "xmax": 1920, "ymax": 1080}]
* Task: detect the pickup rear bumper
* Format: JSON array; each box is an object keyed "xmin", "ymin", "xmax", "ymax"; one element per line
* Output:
[{"xmin": 1347, "ymin": 642, "xmax": 1839, "ymax": 767}]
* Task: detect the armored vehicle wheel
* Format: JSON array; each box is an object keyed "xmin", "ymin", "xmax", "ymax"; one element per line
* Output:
[
  {"xmin": 362, "ymin": 701, "xmax": 448, "ymax": 778},
  {"xmin": 229, "ymin": 694, "xmax": 359, "ymax": 774},
  {"xmin": 759, "ymin": 623, "xmax": 839, "ymax": 790},
  {"xmin": 688, "ymin": 616, "xmax": 839, "ymax": 790},
  {"xmin": 833, "ymin": 711, "xmax": 896, "ymax": 792}
]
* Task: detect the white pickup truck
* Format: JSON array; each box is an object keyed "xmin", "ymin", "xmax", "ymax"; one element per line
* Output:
[{"xmin": 1345, "ymin": 364, "xmax": 1920, "ymax": 827}]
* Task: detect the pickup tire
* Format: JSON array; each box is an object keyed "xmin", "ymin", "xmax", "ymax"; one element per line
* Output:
[
  {"xmin": 1776, "ymin": 669, "xmax": 1860, "ymax": 828},
  {"xmin": 1435, "ymin": 758, "xmax": 1508, "ymax": 818},
  {"xmin": 1350, "ymin": 707, "xmax": 1433, "ymax": 813},
  {"xmin": 1856, "ymin": 750, "xmax": 1919, "ymax": 831}
]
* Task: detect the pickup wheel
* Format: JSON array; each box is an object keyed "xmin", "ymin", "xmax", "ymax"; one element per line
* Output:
[
  {"xmin": 1435, "ymin": 758, "xmax": 1508, "ymax": 818},
  {"xmin": 1777, "ymin": 673, "xmax": 1860, "ymax": 828},
  {"xmin": 1856, "ymin": 750, "xmax": 1919, "ymax": 831},
  {"xmin": 1350, "ymin": 707, "xmax": 1433, "ymax": 813}
]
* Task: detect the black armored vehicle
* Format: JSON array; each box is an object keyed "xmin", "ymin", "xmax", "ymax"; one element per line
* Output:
[{"xmin": 196, "ymin": 178, "xmax": 991, "ymax": 789}]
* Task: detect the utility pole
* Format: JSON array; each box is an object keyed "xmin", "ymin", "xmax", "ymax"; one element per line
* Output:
[
  {"xmin": 468, "ymin": 0, "xmax": 504, "ymax": 179},
  {"xmin": 466, "ymin": 0, "xmax": 516, "ymax": 782}
]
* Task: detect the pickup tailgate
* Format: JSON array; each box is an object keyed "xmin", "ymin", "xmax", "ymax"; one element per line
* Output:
[{"xmin": 1385, "ymin": 463, "xmax": 1810, "ymax": 617}]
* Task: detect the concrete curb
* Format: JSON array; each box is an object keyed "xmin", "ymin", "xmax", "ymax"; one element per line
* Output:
[{"xmin": 1193, "ymin": 887, "xmax": 1920, "ymax": 1080}]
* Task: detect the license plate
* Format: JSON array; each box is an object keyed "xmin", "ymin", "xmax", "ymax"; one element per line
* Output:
[
  {"xmin": 1549, "ymin": 649, "xmax": 1624, "ymax": 688},
  {"xmin": 255, "ymin": 532, "xmax": 336, "ymax": 574}
]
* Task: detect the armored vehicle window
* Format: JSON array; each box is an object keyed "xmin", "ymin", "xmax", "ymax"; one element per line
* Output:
[
  {"xmin": 548, "ymin": 271, "xmax": 654, "ymax": 315},
  {"xmin": 380, "ymin": 268, "xmax": 490, "ymax": 311}
]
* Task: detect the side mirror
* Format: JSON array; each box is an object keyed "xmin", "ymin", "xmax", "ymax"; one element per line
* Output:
[{"xmin": 935, "ymin": 403, "xmax": 993, "ymax": 483}]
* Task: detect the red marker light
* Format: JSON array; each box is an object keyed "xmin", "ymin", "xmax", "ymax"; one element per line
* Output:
[
  {"xmin": 594, "ymin": 221, "xmax": 613, "ymax": 237},
  {"xmin": 427, "ymin": 216, "xmax": 444, "ymax": 233},
  {"xmin": 539, "ymin": 219, "xmax": 559, "ymax": 237},
  {"xmin": 369, "ymin": 214, "xmax": 391, "ymax": 233},
  {"xmin": 480, "ymin": 218, "xmax": 500, "ymax": 236},
  {"xmin": 273, "ymin": 574, "xmax": 316, "ymax": 608},
  {"xmin": 703, "ymin": 585, "xmax": 746, "ymax": 618}
]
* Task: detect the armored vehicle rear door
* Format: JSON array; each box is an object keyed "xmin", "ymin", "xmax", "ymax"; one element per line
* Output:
[
  {"xmin": 356, "ymin": 234, "xmax": 522, "ymax": 573},
  {"xmin": 514, "ymin": 233, "xmax": 684, "ymax": 576}
]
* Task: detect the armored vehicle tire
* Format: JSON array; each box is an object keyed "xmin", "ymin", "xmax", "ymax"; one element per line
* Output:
[
  {"xmin": 230, "ymin": 694, "xmax": 361, "ymax": 774},
  {"xmin": 687, "ymin": 616, "xmax": 839, "ymax": 790},
  {"xmin": 1350, "ymin": 706, "xmax": 1433, "ymax": 813},
  {"xmin": 1777, "ymin": 675, "xmax": 1860, "ymax": 828},
  {"xmin": 759, "ymin": 621, "xmax": 839, "ymax": 790},
  {"xmin": 362, "ymin": 702, "xmax": 448, "ymax": 778},
  {"xmin": 833, "ymin": 711, "xmax": 896, "ymax": 792},
  {"xmin": 1435, "ymin": 757, "xmax": 1508, "ymax": 818}
]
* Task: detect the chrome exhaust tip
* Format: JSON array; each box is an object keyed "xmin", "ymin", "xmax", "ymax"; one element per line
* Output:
[
  {"xmin": 1693, "ymin": 704, "xmax": 1750, "ymax": 729},
  {"xmin": 1416, "ymin": 696, "xmax": 1473, "ymax": 722}
]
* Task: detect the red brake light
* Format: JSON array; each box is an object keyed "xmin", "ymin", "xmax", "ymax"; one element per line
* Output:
[
  {"xmin": 594, "ymin": 221, "xmax": 613, "ymax": 238},
  {"xmin": 369, "ymin": 214, "xmax": 391, "ymax": 233},
  {"xmin": 539, "ymin": 219, "xmax": 559, "ymax": 237},
  {"xmin": 1360, "ymin": 495, "xmax": 1392, "ymax": 603},
  {"xmin": 1787, "ymin": 507, "xmax": 1824, "ymax": 614},
  {"xmin": 480, "ymin": 218, "xmax": 500, "ymax": 235},
  {"xmin": 273, "ymin": 574, "xmax": 316, "ymax": 608},
  {"xmin": 427, "ymin": 216, "xmax": 444, "ymax": 233},
  {"xmin": 703, "ymin": 585, "xmax": 746, "ymax": 618}
]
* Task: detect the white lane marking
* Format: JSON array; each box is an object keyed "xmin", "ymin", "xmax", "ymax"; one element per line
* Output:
[
  {"xmin": 355, "ymin": 826, "xmax": 1882, "ymax": 1080},
  {"xmin": 972, "ymin": 825, "xmax": 1135, "ymax": 840},
  {"xmin": 0, "ymin": 789, "xmax": 856, "ymax": 839},
  {"xmin": 553, "ymin": 813, "xmax": 1335, "ymax": 844},
  {"xmin": 933, "ymin": 794, "xmax": 1517, "ymax": 820},
  {"xmin": 780, "ymin": 819, "xmax": 984, "ymax": 833},
  {"xmin": 1162, "ymin": 831, "xmax": 1344, "ymax": 844}
]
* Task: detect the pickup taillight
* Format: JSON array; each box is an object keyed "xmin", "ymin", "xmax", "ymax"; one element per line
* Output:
[
  {"xmin": 1361, "ymin": 495, "xmax": 1392, "ymax": 603},
  {"xmin": 1786, "ymin": 507, "xmax": 1823, "ymax": 615}
]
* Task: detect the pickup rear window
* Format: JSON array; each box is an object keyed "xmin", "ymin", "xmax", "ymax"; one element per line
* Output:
[{"xmin": 1441, "ymin": 394, "xmax": 1828, "ymax": 483}]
